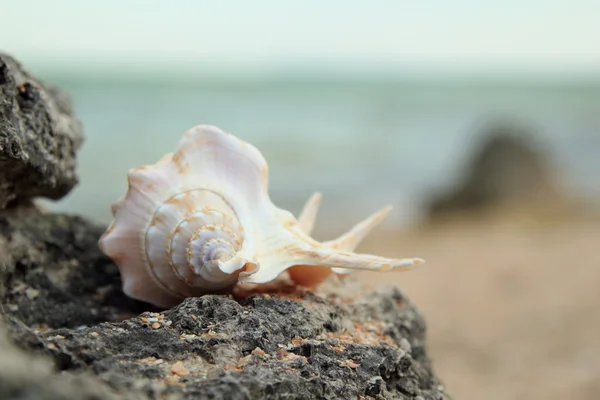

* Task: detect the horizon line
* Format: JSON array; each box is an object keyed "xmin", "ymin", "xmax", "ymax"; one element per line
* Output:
[{"xmin": 9, "ymin": 54, "xmax": 600, "ymax": 86}]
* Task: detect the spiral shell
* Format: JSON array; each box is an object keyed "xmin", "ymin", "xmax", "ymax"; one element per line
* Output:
[{"xmin": 98, "ymin": 125, "xmax": 423, "ymax": 307}]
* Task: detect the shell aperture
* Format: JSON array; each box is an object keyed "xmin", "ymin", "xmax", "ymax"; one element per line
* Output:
[{"xmin": 98, "ymin": 125, "xmax": 423, "ymax": 307}]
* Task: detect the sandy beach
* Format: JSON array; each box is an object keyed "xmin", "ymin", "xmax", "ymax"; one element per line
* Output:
[{"xmin": 337, "ymin": 212, "xmax": 600, "ymax": 400}]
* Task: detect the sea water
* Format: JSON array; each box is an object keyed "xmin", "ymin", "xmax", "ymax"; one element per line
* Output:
[{"xmin": 40, "ymin": 75, "xmax": 600, "ymax": 234}]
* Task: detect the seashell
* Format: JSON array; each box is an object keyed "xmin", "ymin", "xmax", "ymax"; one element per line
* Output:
[{"xmin": 98, "ymin": 125, "xmax": 424, "ymax": 307}]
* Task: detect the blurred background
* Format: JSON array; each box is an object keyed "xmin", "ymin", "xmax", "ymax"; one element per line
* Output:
[{"xmin": 3, "ymin": 1, "xmax": 599, "ymax": 399}]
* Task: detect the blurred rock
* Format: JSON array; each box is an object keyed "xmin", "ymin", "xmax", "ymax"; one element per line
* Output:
[
  {"xmin": 0, "ymin": 209, "xmax": 448, "ymax": 399},
  {"xmin": 0, "ymin": 53, "xmax": 83, "ymax": 209},
  {"xmin": 0, "ymin": 318, "xmax": 123, "ymax": 400},
  {"xmin": 428, "ymin": 121, "xmax": 565, "ymax": 220}
]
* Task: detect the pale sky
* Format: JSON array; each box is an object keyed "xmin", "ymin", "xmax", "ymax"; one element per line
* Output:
[{"xmin": 2, "ymin": 0, "xmax": 600, "ymax": 76}]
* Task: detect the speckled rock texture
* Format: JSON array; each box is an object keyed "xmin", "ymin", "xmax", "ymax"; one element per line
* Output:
[
  {"xmin": 0, "ymin": 207, "xmax": 153, "ymax": 329},
  {"xmin": 0, "ymin": 208, "xmax": 448, "ymax": 399},
  {"xmin": 0, "ymin": 53, "xmax": 83, "ymax": 209}
]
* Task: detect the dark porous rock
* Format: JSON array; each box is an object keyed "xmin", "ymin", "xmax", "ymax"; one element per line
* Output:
[
  {"xmin": 6, "ymin": 290, "xmax": 446, "ymax": 400},
  {"xmin": 427, "ymin": 120, "xmax": 565, "ymax": 220},
  {"xmin": 0, "ymin": 53, "xmax": 83, "ymax": 209},
  {"xmin": 0, "ymin": 207, "xmax": 154, "ymax": 330},
  {"xmin": 0, "ymin": 209, "xmax": 448, "ymax": 399}
]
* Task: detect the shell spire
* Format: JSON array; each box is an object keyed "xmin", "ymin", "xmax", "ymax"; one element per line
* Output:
[{"xmin": 98, "ymin": 125, "xmax": 423, "ymax": 307}]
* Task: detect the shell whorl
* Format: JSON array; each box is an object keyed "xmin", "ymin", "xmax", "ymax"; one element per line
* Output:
[{"xmin": 145, "ymin": 189, "xmax": 246, "ymax": 298}]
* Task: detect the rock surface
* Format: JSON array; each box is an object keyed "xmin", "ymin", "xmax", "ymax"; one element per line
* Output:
[
  {"xmin": 427, "ymin": 121, "xmax": 564, "ymax": 220},
  {"xmin": 0, "ymin": 53, "xmax": 83, "ymax": 209},
  {"xmin": 0, "ymin": 209, "xmax": 448, "ymax": 400},
  {"xmin": 0, "ymin": 207, "xmax": 152, "ymax": 329}
]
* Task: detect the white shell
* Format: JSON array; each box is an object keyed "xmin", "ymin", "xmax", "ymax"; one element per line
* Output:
[{"xmin": 98, "ymin": 125, "xmax": 423, "ymax": 307}]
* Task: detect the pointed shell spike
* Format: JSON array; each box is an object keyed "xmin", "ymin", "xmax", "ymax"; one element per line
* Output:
[
  {"xmin": 325, "ymin": 205, "xmax": 392, "ymax": 251},
  {"xmin": 241, "ymin": 233, "xmax": 424, "ymax": 285},
  {"xmin": 287, "ymin": 204, "xmax": 400, "ymax": 283},
  {"xmin": 326, "ymin": 205, "xmax": 393, "ymax": 275},
  {"xmin": 296, "ymin": 192, "xmax": 322, "ymax": 235}
]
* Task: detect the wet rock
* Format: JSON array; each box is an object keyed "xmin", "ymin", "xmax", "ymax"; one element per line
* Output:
[
  {"xmin": 428, "ymin": 121, "xmax": 564, "ymax": 219},
  {"xmin": 0, "ymin": 210, "xmax": 448, "ymax": 399},
  {"xmin": 0, "ymin": 53, "xmax": 83, "ymax": 209}
]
